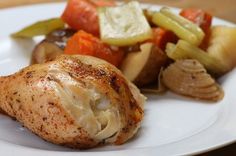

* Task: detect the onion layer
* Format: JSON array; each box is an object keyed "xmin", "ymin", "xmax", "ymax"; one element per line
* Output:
[{"xmin": 162, "ymin": 59, "xmax": 224, "ymax": 102}]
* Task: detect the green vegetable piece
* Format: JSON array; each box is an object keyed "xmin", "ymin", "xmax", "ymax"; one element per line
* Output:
[
  {"xmin": 166, "ymin": 40, "xmax": 227, "ymax": 76},
  {"xmin": 98, "ymin": 1, "xmax": 153, "ymax": 46},
  {"xmin": 152, "ymin": 7, "xmax": 205, "ymax": 46},
  {"xmin": 160, "ymin": 7, "xmax": 204, "ymax": 41},
  {"xmin": 153, "ymin": 12, "xmax": 198, "ymax": 45},
  {"xmin": 12, "ymin": 18, "xmax": 65, "ymax": 38}
]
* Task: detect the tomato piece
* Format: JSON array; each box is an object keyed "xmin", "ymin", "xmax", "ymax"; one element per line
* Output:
[
  {"xmin": 180, "ymin": 9, "xmax": 212, "ymax": 33},
  {"xmin": 150, "ymin": 28, "xmax": 178, "ymax": 50},
  {"xmin": 64, "ymin": 30, "xmax": 124, "ymax": 67}
]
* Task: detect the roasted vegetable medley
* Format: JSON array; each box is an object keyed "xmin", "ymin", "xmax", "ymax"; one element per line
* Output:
[{"xmin": 12, "ymin": 0, "xmax": 236, "ymax": 102}]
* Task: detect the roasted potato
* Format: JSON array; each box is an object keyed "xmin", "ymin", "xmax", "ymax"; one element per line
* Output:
[
  {"xmin": 207, "ymin": 26, "xmax": 236, "ymax": 75},
  {"xmin": 121, "ymin": 43, "xmax": 167, "ymax": 87}
]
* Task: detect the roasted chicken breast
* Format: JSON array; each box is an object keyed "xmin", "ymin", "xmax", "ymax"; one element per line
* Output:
[{"xmin": 0, "ymin": 55, "xmax": 145, "ymax": 149}]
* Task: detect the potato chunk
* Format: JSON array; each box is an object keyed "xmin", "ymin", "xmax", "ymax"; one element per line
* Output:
[{"xmin": 121, "ymin": 43, "xmax": 167, "ymax": 87}]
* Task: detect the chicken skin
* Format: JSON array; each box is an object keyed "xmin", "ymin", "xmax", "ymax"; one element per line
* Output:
[{"xmin": 0, "ymin": 55, "xmax": 145, "ymax": 149}]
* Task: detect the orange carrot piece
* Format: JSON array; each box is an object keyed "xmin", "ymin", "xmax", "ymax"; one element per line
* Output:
[
  {"xmin": 61, "ymin": 0, "xmax": 116, "ymax": 36},
  {"xmin": 180, "ymin": 8, "xmax": 212, "ymax": 33},
  {"xmin": 64, "ymin": 30, "xmax": 124, "ymax": 67},
  {"xmin": 151, "ymin": 28, "xmax": 178, "ymax": 50},
  {"xmin": 180, "ymin": 9, "xmax": 212, "ymax": 50}
]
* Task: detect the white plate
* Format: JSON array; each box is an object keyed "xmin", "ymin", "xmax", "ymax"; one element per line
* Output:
[{"xmin": 0, "ymin": 2, "xmax": 236, "ymax": 156}]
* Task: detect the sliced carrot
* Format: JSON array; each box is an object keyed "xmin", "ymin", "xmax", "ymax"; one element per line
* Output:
[
  {"xmin": 64, "ymin": 30, "xmax": 124, "ymax": 67},
  {"xmin": 61, "ymin": 0, "xmax": 98, "ymax": 35},
  {"xmin": 61, "ymin": 0, "xmax": 116, "ymax": 36},
  {"xmin": 180, "ymin": 8, "xmax": 212, "ymax": 33},
  {"xmin": 150, "ymin": 28, "xmax": 178, "ymax": 50},
  {"xmin": 180, "ymin": 9, "xmax": 212, "ymax": 50}
]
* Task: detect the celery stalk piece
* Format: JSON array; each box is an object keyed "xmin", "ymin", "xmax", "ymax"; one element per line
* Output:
[
  {"xmin": 160, "ymin": 7, "xmax": 205, "ymax": 41},
  {"xmin": 98, "ymin": 1, "xmax": 153, "ymax": 46},
  {"xmin": 12, "ymin": 18, "xmax": 65, "ymax": 38},
  {"xmin": 152, "ymin": 7, "xmax": 205, "ymax": 46},
  {"xmin": 166, "ymin": 40, "xmax": 227, "ymax": 76},
  {"xmin": 152, "ymin": 12, "xmax": 199, "ymax": 45},
  {"xmin": 166, "ymin": 42, "xmax": 177, "ymax": 55}
]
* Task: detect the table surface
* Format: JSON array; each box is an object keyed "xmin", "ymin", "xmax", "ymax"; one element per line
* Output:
[{"xmin": 0, "ymin": 0, "xmax": 236, "ymax": 155}]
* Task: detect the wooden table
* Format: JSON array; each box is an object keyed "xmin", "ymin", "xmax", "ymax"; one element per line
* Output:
[{"xmin": 0, "ymin": 0, "xmax": 236, "ymax": 155}]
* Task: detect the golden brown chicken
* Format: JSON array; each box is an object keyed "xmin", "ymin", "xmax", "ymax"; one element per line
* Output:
[{"xmin": 0, "ymin": 55, "xmax": 145, "ymax": 149}]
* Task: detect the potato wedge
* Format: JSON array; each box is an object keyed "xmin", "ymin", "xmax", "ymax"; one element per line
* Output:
[
  {"xmin": 207, "ymin": 26, "xmax": 236, "ymax": 74},
  {"xmin": 121, "ymin": 43, "xmax": 167, "ymax": 87}
]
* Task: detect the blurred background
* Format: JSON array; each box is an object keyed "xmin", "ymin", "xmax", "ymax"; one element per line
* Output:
[{"xmin": 0, "ymin": 0, "xmax": 235, "ymax": 23}]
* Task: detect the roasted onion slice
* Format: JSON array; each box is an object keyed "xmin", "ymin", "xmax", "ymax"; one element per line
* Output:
[{"xmin": 162, "ymin": 59, "xmax": 224, "ymax": 101}]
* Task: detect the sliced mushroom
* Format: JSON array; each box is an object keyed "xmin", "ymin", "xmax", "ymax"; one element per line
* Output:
[
  {"xmin": 45, "ymin": 28, "xmax": 76, "ymax": 49},
  {"xmin": 121, "ymin": 43, "xmax": 167, "ymax": 87},
  {"xmin": 31, "ymin": 40, "xmax": 64, "ymax": 64},
  {"xmin": 31, "ymin": 29, "xmax": 76, "ymax": 64}
]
